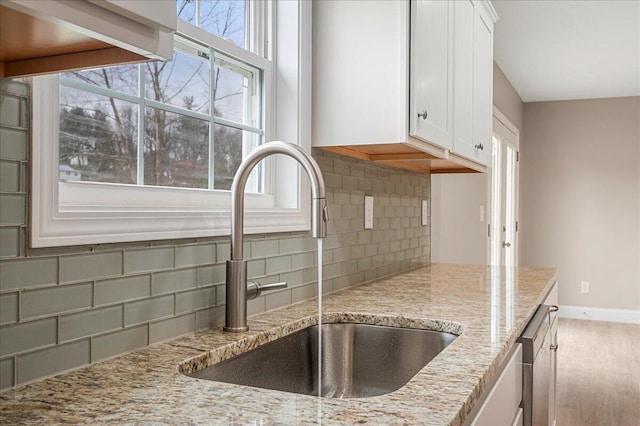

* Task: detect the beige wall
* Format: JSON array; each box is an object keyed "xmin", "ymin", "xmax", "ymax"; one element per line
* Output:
[
  {"xmin": 431, "ymin": 62, "xmax": 524, "ymax": 265},
  {"xmin": 493, "ymin": 62, "xmax": 524, "ymax": 131},
  {"xmin": 431, "ymin": 174, "xmax": 487, "ymax": 264},
  {"xmin": 521, "ymin": 97, "xmax": 640, "ymax": 311}
]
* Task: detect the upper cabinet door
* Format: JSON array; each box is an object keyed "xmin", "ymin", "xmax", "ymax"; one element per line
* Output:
[
  {"xmin": 410, "ymin": 0, "xmax": 454, "ymax": 150},
  {"xmin": 471, "ymin": 8, "xmax": 494, "ymax": 166},
  {"xmin": 451, "ymin": 0, "xmax": 495, "ymax": 167},
  {"xmin": 453, "ymin": 0, "xmax": 475, "ymax": 155},
  {"xmin": 312, "ymin": 0, "xmax": 410, "ymax": 147}
]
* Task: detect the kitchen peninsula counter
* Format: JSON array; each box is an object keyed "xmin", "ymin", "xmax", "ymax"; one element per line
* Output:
[{"xmin": 0, "ymin": 263, "xmax": 557, "ymax": 425}]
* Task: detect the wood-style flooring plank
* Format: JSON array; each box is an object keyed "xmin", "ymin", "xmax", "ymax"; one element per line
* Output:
[{"xmin": 556, "ymin": 318, "xmax": 640, "ymax": 426}]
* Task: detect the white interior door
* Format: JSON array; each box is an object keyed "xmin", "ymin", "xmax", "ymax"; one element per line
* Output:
[{"xmin": 489, "ymin": 111, "xmax": 519, "ymax": 266}]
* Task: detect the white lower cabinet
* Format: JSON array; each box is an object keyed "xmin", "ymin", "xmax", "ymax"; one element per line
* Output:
[
  {"xmin": 544, "ymin": 283, "xmax": 559, "ymax": 426},
  {"xmin": 512, "ymin": 408, "xmax": 524, "ymax": 426},
  {"xmin": 469, "ymin": 344, "xmax": 523, "ymax": 426},
  {"xmin": 468, "ymin": 282, "xmax": 558, "ymax": 426}
]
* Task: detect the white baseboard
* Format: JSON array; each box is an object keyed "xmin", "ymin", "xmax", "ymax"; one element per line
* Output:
[{"xmin": 558, "ymin": 305, "xmax": 640, "ymax": 324}]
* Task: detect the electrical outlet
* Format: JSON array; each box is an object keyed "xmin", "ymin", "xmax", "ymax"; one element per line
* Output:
[
  {"xmin": 364, "ymin": 196, "xmax": 374, "ymax": 229},
  {"xmin": 581, "ymin": 281, "xmax": 590, "ymax": 293},
  {"xmin": 421, "ymin": 200, "xmax": 428, "ymax": 226}
]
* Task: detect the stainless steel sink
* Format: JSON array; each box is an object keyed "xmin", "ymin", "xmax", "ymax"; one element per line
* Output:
[{"xmin": 188, "ymin": 322, "xmax": 457, "ymax": 398}]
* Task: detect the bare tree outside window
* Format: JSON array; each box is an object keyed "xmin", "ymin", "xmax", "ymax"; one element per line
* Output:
[
  {"xmin": 59, "ymin": 0, "xmax": 256, "ymax": 191},
  {"xmin": 178, "ymin": 0, "xmax": 245, "ymax": 48}
]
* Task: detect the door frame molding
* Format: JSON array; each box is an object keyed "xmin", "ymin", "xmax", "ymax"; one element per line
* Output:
[{"xmin": 488, "ymin": 107, "xmax": 520, "ymax": 265}]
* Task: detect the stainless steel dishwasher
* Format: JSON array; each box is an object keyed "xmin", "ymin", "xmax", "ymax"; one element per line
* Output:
[{"xmin": 518, "ymin": 305, "xmax": 552, "ymax": 426}]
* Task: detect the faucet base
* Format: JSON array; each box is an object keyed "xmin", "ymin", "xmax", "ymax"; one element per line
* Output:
[
  {"xmin": 223, "ymin": 325, "xmax": 249, "ymax": 333},
  {"xmin": 225, "ymin": 259, "xmax": 248, "ymax": 332}
]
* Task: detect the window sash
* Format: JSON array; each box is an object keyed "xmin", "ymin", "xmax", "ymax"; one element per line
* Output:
[
  {"xmin": 30, "ymin": 1, "xmax": 312, "ymax": 248},
  {"xmin": 60, "ymin": 34, "xmax": 264, "ymax": 191}
]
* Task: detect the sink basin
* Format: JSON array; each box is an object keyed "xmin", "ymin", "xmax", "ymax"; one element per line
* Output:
[{"xmin": 188, "ymin": 322, "xmax": 457, "ymax": 398}]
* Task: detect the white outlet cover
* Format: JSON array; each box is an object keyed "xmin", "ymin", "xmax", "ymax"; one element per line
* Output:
[
  {"xmin": 581, "ymin": 281, "xmax": 590, "ymax": 293},
  {"xmin": 421, "ymin": 200, "xmax": 428, "ymax": 226},
  {"xmin": 364, "ymin": 196, "xmax": 374, "ymax": 229}
]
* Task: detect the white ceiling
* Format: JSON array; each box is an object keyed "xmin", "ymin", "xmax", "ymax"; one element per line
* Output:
[{"xmin": 492, "ymin": 0, "xmax": 640, "ymax": 102}]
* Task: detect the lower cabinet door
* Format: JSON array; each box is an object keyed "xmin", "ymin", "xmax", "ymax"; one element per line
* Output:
[
  {"xmin": 513, "ymin": 407, "xmax": 524, "ymax": 426},
  {"xmin": 471, "ymin": 343, "xmax": 523, "ymax": 426}
]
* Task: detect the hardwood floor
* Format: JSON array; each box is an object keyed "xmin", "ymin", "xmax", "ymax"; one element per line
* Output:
[{"xmin": 556, "ymin": 318, "xmax": 640, "ymax": 426}]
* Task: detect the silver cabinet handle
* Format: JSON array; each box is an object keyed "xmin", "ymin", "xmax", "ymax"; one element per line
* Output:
[
  {"xmin": 417, "ymin": 110, "xmax": 428, "ymax": 120},
  {"xmin": 247, "ymin": 280, "xmax": 287, "ymax": 300},
  {"xmin": 550, "ymin": 305, "xmax": 559, "ymax": 312},
  {"xmin": 550, "ymin": 344, "xmax": 558, "ymax": 352},
  {"xmin": 502, "ymin": 241, "xmax": 511, "ymax": 248},
  {"xmin": 474, "ymin": 143, "xmax": 484, "ymax": 150}
]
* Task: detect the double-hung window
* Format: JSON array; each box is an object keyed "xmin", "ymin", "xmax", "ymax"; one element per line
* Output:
[
  {"xmin": 59, "ymin": 35, "xmax": 263, "ymax": 193},
  {"xmin": 31, "ymin": 0, "xmax": 311, "ymax": 247}
]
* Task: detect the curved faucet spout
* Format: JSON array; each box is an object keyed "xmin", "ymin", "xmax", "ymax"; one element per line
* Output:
[
  {"xmin": 225, "ymin": 141, "xmax": 328, "ymax": 332},
  {"xmin": 230, "ymin": 141, "xmax": 327, "ymax": 260}
]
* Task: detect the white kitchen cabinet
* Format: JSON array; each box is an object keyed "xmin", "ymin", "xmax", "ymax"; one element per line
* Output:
[
  {"xmin": 1, "ymin": 0, "xmax": 176, "ymax": 77},
  {"xmin": 312, "ymin": 0, "xmax": 497, "ymax": 174},
  {"xmin": 544, "ymin": 282, "xmax": 559, "ymax": 426},
  {"xmin": 453, "ymin": 0, "xmax": 495, "ymax": 167},
  {"xmin": 410, "ymin": 0, "xmax": 454, "ymax": 149},
  {"xmin": 312, "ymin": 1, "xmax": 421, "ymax": 149},
  {"xmin": 469, "ymin": 343, "xmax": 523, "ymax": 426}
]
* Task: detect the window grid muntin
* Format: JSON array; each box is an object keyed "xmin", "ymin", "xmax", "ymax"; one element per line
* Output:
[
  {"xmin": 59, "ymin": 35, "xmax": 263, "ymax": 192},
  {"xmin": 186, "ymin": 0, "xmax": 250, "ymax": 51}
]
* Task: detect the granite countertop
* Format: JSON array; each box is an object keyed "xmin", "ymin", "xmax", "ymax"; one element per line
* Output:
[{"xmin": 0, "ymin": 263, "xmax": 557, "ymax": 425}]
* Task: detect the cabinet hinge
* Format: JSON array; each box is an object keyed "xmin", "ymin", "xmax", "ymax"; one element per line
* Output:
[
  {"xmin": 488, "ymin": 224, "xmax": 491, "ymax": 238},
  {"xmin": 516, "ymin": 221, "xmax": 519, "ymax": 232}
]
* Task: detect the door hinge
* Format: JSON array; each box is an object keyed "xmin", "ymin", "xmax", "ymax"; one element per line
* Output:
[
  {"xmin": 516, "ymin": 152, "xmax": 520, "ymax": 162},
  {"xmin": 488, "ymin": 224, "xmax": 491, "ymax": 238}
]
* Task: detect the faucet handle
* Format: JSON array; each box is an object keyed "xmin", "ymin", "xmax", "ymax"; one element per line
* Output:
[{"xmin": 247, "ymin": 280, "xmax": 288, "ymax": 300}]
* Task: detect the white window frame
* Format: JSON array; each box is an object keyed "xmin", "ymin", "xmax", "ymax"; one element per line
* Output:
[{"xmin": 31, "ymin": 1, "xmax": 312, "ymax": 248}]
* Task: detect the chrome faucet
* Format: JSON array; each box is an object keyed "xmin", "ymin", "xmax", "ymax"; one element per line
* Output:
[{"xmin": 224, "ymin": 141, "xmax": 328, "ymax": 332}]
